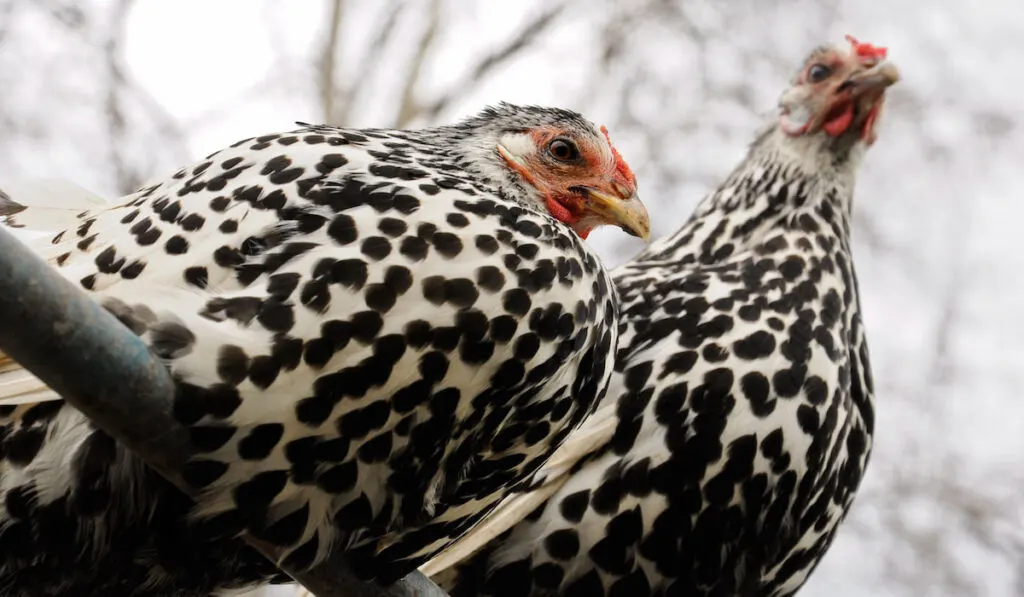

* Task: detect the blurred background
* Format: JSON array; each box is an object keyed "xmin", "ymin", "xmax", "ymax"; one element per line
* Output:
[{"xmin": 1, "ymin": 1, "xmax": 1022, "ymax": 595}]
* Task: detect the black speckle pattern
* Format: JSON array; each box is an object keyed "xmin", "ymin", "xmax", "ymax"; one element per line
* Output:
[
  {"xmin": 0, "ymin": 103, "xmax": 630, "ymax": 594},
  {"xmin": 439, "ymin": 95, "xmax": 876, "ymax": 596}
]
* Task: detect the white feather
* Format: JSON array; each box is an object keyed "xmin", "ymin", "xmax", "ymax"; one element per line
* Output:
[{"xmin": 0, "ymin": 177, "xmax": 110, "ymax": 211}]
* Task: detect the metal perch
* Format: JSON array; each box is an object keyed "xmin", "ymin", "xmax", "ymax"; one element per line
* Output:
[{"xmin": 0, "ymin": 225, "xmax": 449, "ymax": 597}]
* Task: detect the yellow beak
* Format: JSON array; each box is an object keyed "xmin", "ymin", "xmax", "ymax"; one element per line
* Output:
[
  {"xmin": 585, "ymin": 188, "xmax": 651, "ymax": 242},
  {"xmin": 846, "ymin": 60, "xmax": 901, "ymax": 97}
]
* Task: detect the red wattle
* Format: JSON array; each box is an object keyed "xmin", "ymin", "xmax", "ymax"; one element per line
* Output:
[
  {"xmin": 823, "ymin": 104, "xmax": 855, "ymax": 137},
  {"xmin": 545, "ymin": 195, "xmax": 574, "ymax": 224}
]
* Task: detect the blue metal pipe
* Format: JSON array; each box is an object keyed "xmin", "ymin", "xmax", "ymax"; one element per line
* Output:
[{"xmin": 0, "ymin": 225, "xmax": 188, "ymax": 471}]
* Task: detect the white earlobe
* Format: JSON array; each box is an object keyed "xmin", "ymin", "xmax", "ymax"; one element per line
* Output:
[
  {"xmin": 779, "ymin": 105, "xmax": 812, "ymax": 135},
  {"xmin": 497, "ymin": 132, "xmax": 536, "ymax": 160}
]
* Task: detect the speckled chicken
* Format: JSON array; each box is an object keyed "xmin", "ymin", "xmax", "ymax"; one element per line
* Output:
[
  {"xmin": 425, "ymin": 36, "xmax": 898, "ymax": 597},
  {"xmin": 0, "ymin": 103, "xmax": 650, "ymax": 595}
]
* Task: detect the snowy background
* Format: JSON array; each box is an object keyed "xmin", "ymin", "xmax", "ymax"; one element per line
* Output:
[{"xmin": 1, "ymin": 1, "xmax": 1022, "ymax": 596}]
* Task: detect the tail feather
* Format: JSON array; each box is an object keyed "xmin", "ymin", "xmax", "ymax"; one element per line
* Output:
[
  {"xmin": 418, "ymin": 400, "xmax": 618, "ymax": 578},
  {"xmin": 1, "ymin": 177, "xmax": 118, "ymax": 258},
  {"xmin": 1, "ymin": 177, "xmax": 110, "ymax": 220},
  {"xmin": 0, "ymin": 356, "xmax": 60, "ymax": 405}
]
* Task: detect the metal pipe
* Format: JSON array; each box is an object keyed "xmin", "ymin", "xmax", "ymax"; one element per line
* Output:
[{"xmin": 0, "ymin": 225, "xmax": 449, "ymax": 597}]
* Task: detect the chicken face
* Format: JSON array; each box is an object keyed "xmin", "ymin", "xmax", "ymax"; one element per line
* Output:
[
  {"xmin": 495, "ymin": 123, "xmax": 649, "ymax": 241},
  {"xmin": 778, "ymin": 35, "xmax": 901, "ymax": 146}
]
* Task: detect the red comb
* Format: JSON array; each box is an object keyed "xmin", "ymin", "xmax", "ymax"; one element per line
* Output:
[
  {"xmin": 845, "ymin": 34, "xmax": 888, "ymax": 61},
  {"xmin": 600, "ymin": 125, "xmax": 636, "ymax": 186}
]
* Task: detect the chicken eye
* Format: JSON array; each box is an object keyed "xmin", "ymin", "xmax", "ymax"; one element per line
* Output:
[
  {"xmin": 807, "ymin": 63, "xmax": 832, "ymax": 83},
  {"xmin": 548, "ymin": 139, "xmax": 580, "ymax": 162}
]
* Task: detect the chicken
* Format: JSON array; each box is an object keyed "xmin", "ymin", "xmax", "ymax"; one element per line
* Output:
[
  {"xmin": 426, "ymin": 36, "xmax": 898, "ymax": 597},
  {"xmin": 0, "ymin": 103, "xmax": 650, "ymax": 595}
]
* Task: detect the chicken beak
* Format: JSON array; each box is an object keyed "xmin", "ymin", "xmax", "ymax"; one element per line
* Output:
[
  {"xmin": 844, "ymin": 61, "xmax": 901, "ymax": 99},
  {"xmin": 585, "ymin": 187, "xmax": 651, "ymax": 242}
]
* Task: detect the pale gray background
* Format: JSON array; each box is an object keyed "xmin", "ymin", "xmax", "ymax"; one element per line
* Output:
[{"xmin": 1, "ymin": 1, "xmax": 1020, "ymax": 596}]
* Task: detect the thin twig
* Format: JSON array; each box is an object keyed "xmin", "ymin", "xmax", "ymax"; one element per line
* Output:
[
  {"xmin": 394, "ymin": 0, "xmax": 442, "ymax": 128},
  {"xmin": 419, "ymin": 2, "xmax": 568, "ymax": 122},
  {"xmin": 101, "ymin": 0, "xmax": 138, "ymax": 194},
  {"xmin": 335, "ymin": 0, "xmax": 406, "ymax": 125},
  {"xmin": 95, "ymin": 0, "xmax": 187, "ymax": 192},
  {"xmin": 0, "ymin": 0, "xmax": 19, "ymax": 43},
  {"xmin": 318, "ymin": 0, "xmax": 345, "ymax": 124}
]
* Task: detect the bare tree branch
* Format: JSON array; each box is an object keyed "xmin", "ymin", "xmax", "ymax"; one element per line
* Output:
[
  {"xmin": 334, "ymin": 0, "xmax": 406, "ymax": 125},
  {"xmin": 394, "ymin": 0, "xmax": 443, "ymax": 128},
  {"xmin": 319, "ymin": 0, "xmax": 345, "ymax": 124},
  {"xmin": 101, "ymin": 0, "xmax": 138, "ymax": 194},
  {"xmin": 13, "ymin": 0, "xmax": 187, "ymax": 188},
  {"xmin": 419, "ymin": 2, "xmax": 568, "ymax": 122},
  {"xmin": 29, "ymin": 0, "xmax": 86, "ymax": 29}
]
